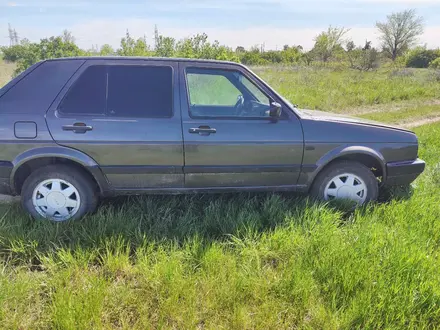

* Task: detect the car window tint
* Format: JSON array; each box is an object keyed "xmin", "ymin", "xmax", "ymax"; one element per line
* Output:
[
  {"xmin": 241, "ymin": 77, "xmax": 270, "ymax": 105},
  {"xmin": 0, "ymin": 60, "xmax": 84, "ymax": 114},
  {"xmin": 187, "ymin": 72, "xmax": 240, "ymax": 106},
  {"xmin": 186, "ymin": 68, "xmax": 272, "ymax": 119},
  {"xmin": 58, "ymin": 65, "xmax": 106, "ymax": 115},
  {"xmin": 107, "ymin": 65, "xmax": 173, "ymax": 118}
]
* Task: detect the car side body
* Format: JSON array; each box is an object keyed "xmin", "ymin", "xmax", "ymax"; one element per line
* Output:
[{"xmin": 0, "ymin": 57, "xmax": 425, "ymax": 220}]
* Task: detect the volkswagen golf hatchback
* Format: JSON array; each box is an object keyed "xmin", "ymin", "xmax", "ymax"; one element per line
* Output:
[{"xmin": 0, "ymin": 57, "xmax": 425, "ymax": 221}]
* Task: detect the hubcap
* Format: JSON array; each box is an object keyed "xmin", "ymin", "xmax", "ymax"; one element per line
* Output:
[
  {"xmin": 32, "ymin": 179, "xmax": 80, "ymax": 221},
  {"xmin": 324, "ymin": 173, "xmax": 367, "ymax": 204}
]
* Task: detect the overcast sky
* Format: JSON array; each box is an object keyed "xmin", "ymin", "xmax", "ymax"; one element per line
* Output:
[{"xmin": 1, "ymin": 0, "xmax": 439, "ymax": 50}]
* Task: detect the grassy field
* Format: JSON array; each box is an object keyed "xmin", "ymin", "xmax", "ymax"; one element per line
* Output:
[
  {"xmin": 254, "ymin": 66, "xmax": 440, "ymax": 112},
  {"xmin": 1, "ymin": 61, "xmax": 440, "ymax": 329},
  {"xmin": 0, "ymin": 60, "xmax": 15, "ymax": 87}
]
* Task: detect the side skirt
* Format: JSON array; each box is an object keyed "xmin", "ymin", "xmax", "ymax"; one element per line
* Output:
[{"xmin": 108, "ymin": 184, "xmax": 309, "ymax": 196}]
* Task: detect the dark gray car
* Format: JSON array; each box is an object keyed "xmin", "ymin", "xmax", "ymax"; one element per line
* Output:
[{"xmin": 0, "ymin": 57, "xmax": 425, "ymax": 221}]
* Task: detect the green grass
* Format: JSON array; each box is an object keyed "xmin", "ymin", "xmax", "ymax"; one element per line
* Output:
[
  {"xmin": 0, "ymin": 60, "xmax": 15, "ymax": 88},
  {"xmin": 254, "ymin": 66, "xmax": 440, "ymax": 112},
  {"xmin": 2, "ymin": 64, "xmax": 440, "ymax": 329},
  {"xmin": 0, "ymin": 123, "xmax": 439, "ymax": 329}
]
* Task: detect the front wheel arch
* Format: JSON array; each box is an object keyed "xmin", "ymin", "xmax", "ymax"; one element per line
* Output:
[
  {"xmin": 308, "ymin": 149, "xmax": 386, "ymax": 191},
  {"xmin": 310, "ymin": 159, "xmax": 379, "ymax": 203}
]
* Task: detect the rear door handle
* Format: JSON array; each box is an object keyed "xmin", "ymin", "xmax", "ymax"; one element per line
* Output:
[
  {"xmin": 189, "ymin": 126, "xmax": 217, "ymax": 135},
  {"xmin": 62, "ymin": 123, "xmax": 93, "ymax": 133}
]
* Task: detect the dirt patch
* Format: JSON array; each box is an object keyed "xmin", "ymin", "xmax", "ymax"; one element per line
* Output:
[
  {"xmin": 346, "ymin": 99, "xmax": 440, "ymax": 116},
  {"xmin": 402, "ymin": 116, "xmax": 440, "ymax": 129}
]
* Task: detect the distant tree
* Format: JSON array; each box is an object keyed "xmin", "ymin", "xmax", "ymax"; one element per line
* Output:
[
  {"xmin": 11, "ymin": 34, "xmax": 85, "ymax": 75},
  {"xmin": 62, "ymin": 29, "xmax": 75, "ymax": 43},
  {"xmin": 346, "ymin": 40, "xmax": 379, "ymax": 71},
  {"xmin": 312, "ymin": 26, "xmax": 350, "ymax": 62},
  {"xmin": 346, "ymin": 41, "xmax": 356, "ymax": 52},
  {"xmin": 240, "ymin": 46, "xmax": 267, "ymax": 65},
  {"xmin": 363, "ymin": 40, "xmax": 372, "ymax": 51},
  {"xmin": 118, "ymin": 30, "xmax": 151, "ymax": 56},
  {"xmin": 235, "ymin": 46, "xmax": 245, "ymax": 53},
  {"xmin": 175, "ymin": 38, "xmax": 195, "ymax": 58},
  {"xmin": 302, "ymin": 51, "xmax": 314, "ymax": 66},
  {"xmin": 280, "ymin": 46, "xmax": 302, "ymax": 63},
  {"xmin": 376, "ymin": 9, "xmax": 424, "ymax": 61},
  {"xmin": 99, "ymin": 44, "xmax": 115, "ymax": 56},
  {"xmin": 155, "ymin": 35, "xmax": 175, "ymax": 57},
  {"xmin": 1, "ymin": 39, "xmax": 30, "ymax": 62},
  {"xmin": 173, "ymin": 33, "xmax": 238, "ymax": 61},
  {"xmin": 38, "ymin": 36, "xmax": 83, "ymax": 59}
]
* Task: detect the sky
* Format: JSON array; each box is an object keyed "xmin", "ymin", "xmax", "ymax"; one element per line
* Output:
[{"xmin": 1, "ymin": 0, "xmax": 440, "ymax": 50}]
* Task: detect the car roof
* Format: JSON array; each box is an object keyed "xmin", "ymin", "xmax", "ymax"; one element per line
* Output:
[{"xmin": 45, "ymin": 56, "xmax": 244, "ymax": 67}]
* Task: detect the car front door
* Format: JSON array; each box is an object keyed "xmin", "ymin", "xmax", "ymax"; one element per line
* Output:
[
  {"xmin": 180, "ymin": 62, "xmax": 304, "ymax": 189},
  {"xmin": 46, "ymin": 59, "xmax": 183, "ymax": 190}
]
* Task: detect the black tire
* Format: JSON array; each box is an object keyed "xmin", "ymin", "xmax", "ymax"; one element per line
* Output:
[
  {"xmin": 21, "ymin": 164, "xmax": 99, "ymax": 221},
  {"xmin": 310, "ymin": 160, "xmax": 379, "ymax": 204}
]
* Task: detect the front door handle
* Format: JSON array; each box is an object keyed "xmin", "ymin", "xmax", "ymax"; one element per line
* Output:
[
  {"xmin": 189, "ymin": 126, "xmax": 217, "ymax": 135},
  {"xmin": 62, "ymin": 123, "xmax": 93, "ymax": 134}
]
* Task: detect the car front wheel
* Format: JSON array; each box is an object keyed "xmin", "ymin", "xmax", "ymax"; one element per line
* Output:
[
  {"xmin": 21, "ymin": 165, "xmax": 99, "ymax": 222},
  {"xmin": 310, "ymin": 160, "xmax": 379, "ymax": 205}
]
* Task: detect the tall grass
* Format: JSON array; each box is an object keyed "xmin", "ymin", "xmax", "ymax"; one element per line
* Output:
[
  {"xmin": 0, "ymin": 123, "xmax": 439, "ymax": 329},
  {"xmin": 0, "ymin": 60, "xmax": 15, "ymax": 88},
  {"xmin": 254, "ymin": 66, "xmax": 440, "ymax": 111}
]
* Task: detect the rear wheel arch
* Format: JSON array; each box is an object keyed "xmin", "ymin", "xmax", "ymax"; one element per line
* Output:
[
  {"xmin": 21, "ymin": 164, "xmax": 99, "ymax": 221},
  {"xmin": 11, "ymin": 148, "xmax": 108, "ymax": 195}
]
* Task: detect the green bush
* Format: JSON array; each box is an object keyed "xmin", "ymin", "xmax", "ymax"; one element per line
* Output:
[
  {"xmin": 405, "ymin": 47, "xmax": 440, "ymax": 68},
  {"xmin": 13, "ymin": 36, "xmax": 85, "ymax": 76},
  {"xmin": 0, "ymin": 41, "xmax": 31, "ymax": 62},
  {"xmin": 430, "ymin": 57, "xmax": 440, "ymax": 69}
]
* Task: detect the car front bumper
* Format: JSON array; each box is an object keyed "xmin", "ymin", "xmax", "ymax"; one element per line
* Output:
[{"xmin": 386, "ymin": 158, "xmax": 426, "ymax": 186}]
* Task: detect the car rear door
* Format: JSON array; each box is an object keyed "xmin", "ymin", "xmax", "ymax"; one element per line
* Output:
[
  {"xmin": 179, "ymin": 61, "xmax": 304, "ymax": 189},
  {"xmin": 46, "ymin": 59, "xmax": 183, "ymax": 190}
]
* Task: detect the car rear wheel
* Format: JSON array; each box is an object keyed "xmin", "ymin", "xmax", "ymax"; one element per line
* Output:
[
  {"xmin": 310, "ymin": 160, "xmax": 379, "ymax": 205},
  {"xmin": 21, "ymin": 165, "xmax": 99, "ymax": 222}
]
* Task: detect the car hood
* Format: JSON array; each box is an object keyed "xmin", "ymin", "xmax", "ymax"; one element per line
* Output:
[{"xmin": 298, "ymin": 109, "xmax": 413, "ymax": 133}]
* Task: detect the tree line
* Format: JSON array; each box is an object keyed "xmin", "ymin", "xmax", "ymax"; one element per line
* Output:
[{"xmin": 1, "ymin": 9, "xmax": 439, "ymax": 76}]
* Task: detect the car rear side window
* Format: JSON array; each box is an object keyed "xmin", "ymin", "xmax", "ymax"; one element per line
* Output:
[
  {"xmin": 107, "ymin": 66, "xmax": 173, "ymax": 118},
  {"xmin": 58, "ymin": 65, "xmax": 107, "ymax": 115},
  {"xmin": 59, "ymin": 64, "xmax": 173, "ymax": 118}
]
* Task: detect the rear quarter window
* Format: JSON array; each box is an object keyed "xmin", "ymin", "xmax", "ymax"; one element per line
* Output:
[{"xmin": 0, "ymin": 60, "xmax": 84, "ymax": 114}]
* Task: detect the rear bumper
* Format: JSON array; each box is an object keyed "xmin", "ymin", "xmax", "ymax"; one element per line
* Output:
[
  {"xmin": 0, "ymin": 161, "xmax": 13, "ymax": 195},
  {"xmin": 386, "ymin": 158, "xmax": 426, "ymax": 186}
]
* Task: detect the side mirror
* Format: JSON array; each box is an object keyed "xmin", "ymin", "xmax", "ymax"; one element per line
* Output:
[{"xmin": 269, "ymin": 102, "xmax": 282, "ymax": 119}]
